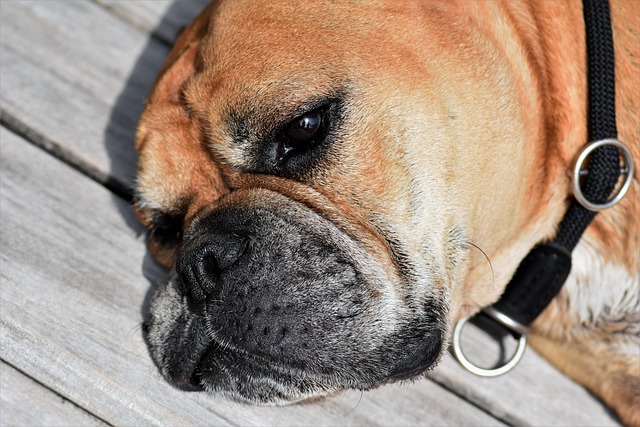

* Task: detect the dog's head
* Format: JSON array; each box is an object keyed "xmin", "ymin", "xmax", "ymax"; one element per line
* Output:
[{"xmin": 135, "ymin": 0, "xmax": 565, "ymax": 403}]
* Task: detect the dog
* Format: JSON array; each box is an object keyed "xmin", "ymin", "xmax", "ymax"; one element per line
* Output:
[{"xmin": 134, "ymin": 0, "xmax": 639, "ymax": 424}]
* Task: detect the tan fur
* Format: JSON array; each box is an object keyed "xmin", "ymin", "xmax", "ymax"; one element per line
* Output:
[{"xmin": 135, "ymin": 0, "xmax": 639, "ymax": 424}]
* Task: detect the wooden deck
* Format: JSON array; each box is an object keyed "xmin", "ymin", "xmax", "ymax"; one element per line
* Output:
[{"xmin": 0, "ymin": 1, "xmax": 622, "ymax": 425}]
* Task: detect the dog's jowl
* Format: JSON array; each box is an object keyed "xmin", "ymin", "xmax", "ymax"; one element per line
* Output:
[{"xmin": 134, "ymin": 0, "xmax": 639, "ymax": 424}]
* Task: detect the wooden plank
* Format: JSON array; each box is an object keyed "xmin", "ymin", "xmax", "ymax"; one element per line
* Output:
[
  {"xmin": 94, "ymin": 0, "xmax": 209, "ymax": 45},
  {"xmin": 432, "ymin": 330, "xmax": 620, "ymax": 426},
  {"xmin": 0, "ymin": 127, "xmax": 503, "ymax": 426},
  {"xmin": 0, "ymin": 0, "xmax": 169, "ymax": 190},
  {"xmin": 0, "ymin": 362, "xmax": 107, "ymax": 427}
]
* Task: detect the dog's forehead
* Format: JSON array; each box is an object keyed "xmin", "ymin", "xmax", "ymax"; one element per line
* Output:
[
  {"xmin": 177, "ymin": 0, "xmax": 494, "ymax": 207},
  {"xmin": 189, "ymin": 0, "xmax": 463, "ymax": 103},
  {"xmin": 205, "ymin": 0, "xmax": 410, "ymax": 56},
  {"xmin": 189, "ymin": 5, "xmax": 357, "ymax": 110}
]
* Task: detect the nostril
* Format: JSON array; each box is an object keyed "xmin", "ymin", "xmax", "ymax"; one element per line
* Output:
[
  {"xmin": 210, "ymin": 233, "xmax": 251, "ymax": 272},
  {"xmin": 176, "ymin": 232, "xmax": 252, "ymax": 302},
  {"xmin": 175, "ymin": 257, "xmax": 200, "ymax": 301},
  {"xmin": 194, "ymin": 234, "xmax": 250, "ymax": 277},
  {"xmin": 202, "ymin": 252, "xmax": 220, "ymax": 277}
]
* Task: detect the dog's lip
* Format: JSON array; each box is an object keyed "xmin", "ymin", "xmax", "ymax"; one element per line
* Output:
[
  {"xmin": 167, "ymin": 338, "xmax": 207, "ymax": 392},
  {"xmin": 194, "ymin": 337, "xmax": 346, "ymax": 397},
  {"xmin": 197, "ymin": 338, "xmax": 289, "ymax": 378},
  {"xmin": 169, "ymin": 336, "xmax": 248, "ymax": 393}
]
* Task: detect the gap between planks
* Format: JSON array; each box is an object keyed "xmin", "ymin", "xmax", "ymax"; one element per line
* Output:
[{"xmin": 0, "ymin": 359, "xmax": 111, "ymax": 427}]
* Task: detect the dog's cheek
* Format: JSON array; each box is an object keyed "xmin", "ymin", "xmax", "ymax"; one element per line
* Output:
[
  {"xmin": 133, "ymin": 196, "xmax": 184, "ymax": 269},
  {"xmin": 148, "ymin": 238, "xmax": 180, "ymax": 269},
  {"xmin": 146, "ymin": 279, "xmax": 184, "ymax": 372}
]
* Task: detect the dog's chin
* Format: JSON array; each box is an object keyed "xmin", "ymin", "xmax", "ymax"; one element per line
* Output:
[
  {"xmin": 196, "ymin": 341, "xmax": 342, "ymax": 405},
  {"xmin": 200, "ymin": 330, "xmax": 444, "ymax": 405},
  {"xmin": 145, "ymin": 272, "xmax": 446, "ymax": 405}
]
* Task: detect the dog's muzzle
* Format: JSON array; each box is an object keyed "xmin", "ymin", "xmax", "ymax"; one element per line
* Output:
[{"xmin": 145, "ymin": 190, "xmax": 446, "ymax": 404}]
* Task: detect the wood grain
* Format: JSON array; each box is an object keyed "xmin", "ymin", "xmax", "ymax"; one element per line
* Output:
[{"xmin": 95, "ymin": 0, "xmax": 209, "ymax": 45}]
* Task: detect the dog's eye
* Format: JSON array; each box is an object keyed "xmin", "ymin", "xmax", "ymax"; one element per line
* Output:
[
  {"xmin": 241, "ymin": 100, "xmax": 341, "ymax": 176},
  {"xmin": 151, "ymin": 211, "xmax": 184, "ymax": 247},
  {"xmin": 279, "ymin": 109, "xmax": 326, "ymax": 160}
]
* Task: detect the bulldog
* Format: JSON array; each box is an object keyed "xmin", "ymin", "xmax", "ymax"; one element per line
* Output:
[{"xmin": 134, "ymin": 0, "xmax": 639, "ymax": 424}]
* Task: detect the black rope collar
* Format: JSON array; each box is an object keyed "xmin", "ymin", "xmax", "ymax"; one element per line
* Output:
[
  {"xmin": 453, "ymin": 0, "xmax": 635, "ymax": 376},
  {"xmin": 490, "ymin": 0, "xmax": 629, "ymax": 329}
]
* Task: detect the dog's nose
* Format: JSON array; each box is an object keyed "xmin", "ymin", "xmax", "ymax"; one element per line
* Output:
[{"xmin": 176, "ymin": 232, "xmax": 251, "ymax": 303}]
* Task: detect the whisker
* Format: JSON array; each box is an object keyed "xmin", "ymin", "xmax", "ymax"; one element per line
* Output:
[
  {"xmin": 345, "ymin": 389, "xmax": 364, "ymax": 416},
  {"xmin": 467, "ymin": 241, "xmax": 495, "ymax": 291},
  {"xmin": 128, "ymin": 322, "xmax": 145, "ymax": 338}
]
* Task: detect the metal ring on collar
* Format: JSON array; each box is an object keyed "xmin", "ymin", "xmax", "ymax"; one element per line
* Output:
[
  {"xmin": 452, "ymin": 315, "xmax": 527, "ymax": 377},
  {"xmin": 482, "ymin": 306, "xmax": 529, "ymax": 336},
  {"xmin": 572, "ymin": 138, "xmax": 635, "ymax": 212}
]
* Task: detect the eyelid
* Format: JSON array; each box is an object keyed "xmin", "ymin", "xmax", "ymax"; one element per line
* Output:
[
  {"xmin": 284, "ymin": 107, "xmax": 324, "ymax": 135},
  {"xmin": 277, "ymin": 98, "xmax": 335, "ymax": 131}
]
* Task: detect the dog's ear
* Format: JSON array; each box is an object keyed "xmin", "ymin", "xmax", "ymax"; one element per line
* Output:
[{"xmin": 134, "ymin": 4, "xmax": 226, "ymax": 268}]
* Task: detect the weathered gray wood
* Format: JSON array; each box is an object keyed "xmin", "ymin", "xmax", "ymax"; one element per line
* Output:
[
  {"xmin": 432, "ymin": 336, "xmax": 619, "ymax": 426},
  {"xmin": 0, "ymin": 127, "xmax": 503, "ymax": 426},
  {"xmin": 0, "ymin": 362, "xmax": 107, "ymax": 427},
  {"xmin": 94, "ymin": 0, "xmax": 209, "ymax": 45},
  {"xmin": 0, "ymin": 0, "xmax": 169, "ymax": 190}
]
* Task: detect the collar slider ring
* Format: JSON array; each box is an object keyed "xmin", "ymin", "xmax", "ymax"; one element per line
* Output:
[{"xmin": 572, "ymin": 138, "xmax": 635, "ymax": 212}]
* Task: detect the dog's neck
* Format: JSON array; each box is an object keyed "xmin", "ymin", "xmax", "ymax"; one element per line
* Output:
[
  {"xmin": 524, "ymin": 0, "xmax": 639, "ymax": 276},
  {"xmin": 459, "ymin": 0, "xmax": 638, "ymax": 315}
]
